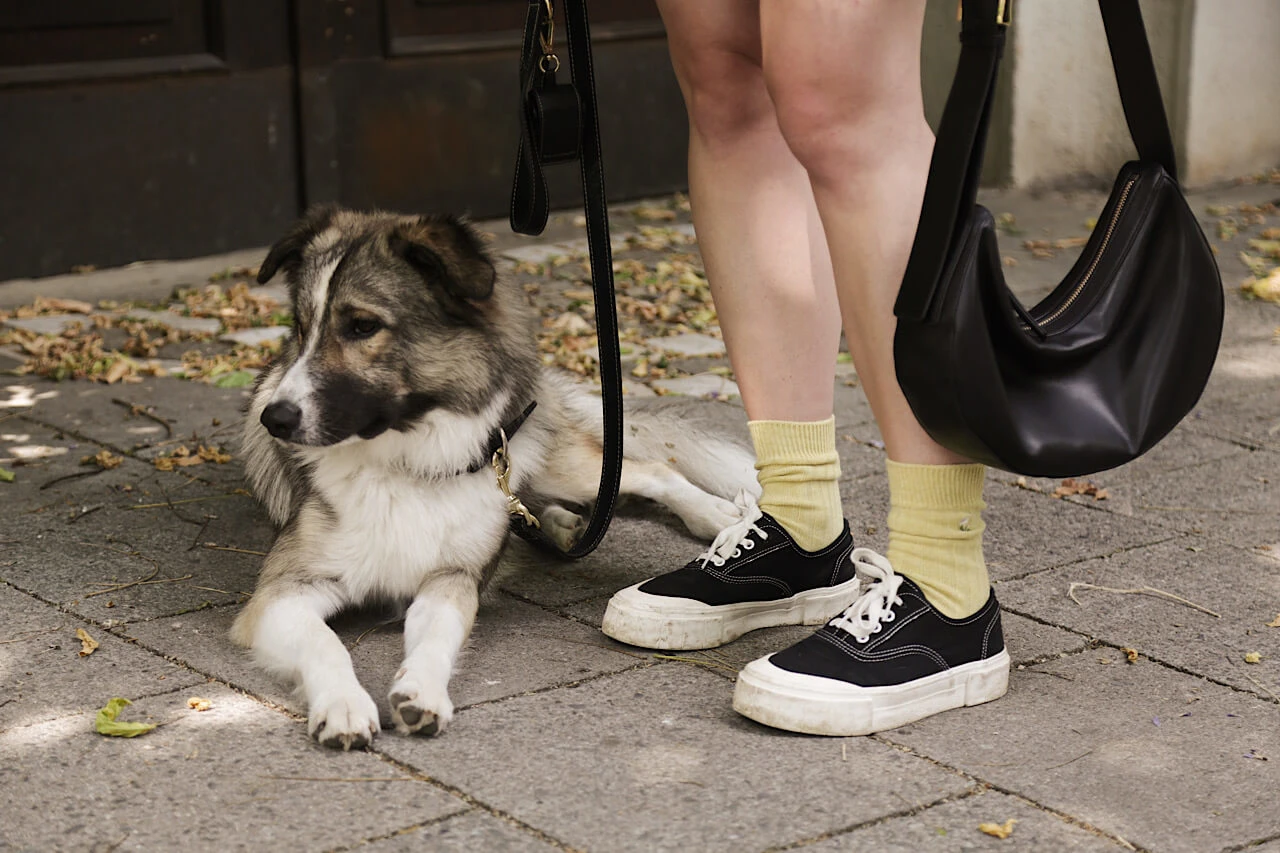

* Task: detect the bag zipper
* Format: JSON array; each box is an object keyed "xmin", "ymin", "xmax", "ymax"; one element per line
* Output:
[{"xmin": 1035, "ymin": 175, "xmax": 1139, "ymax": 329}]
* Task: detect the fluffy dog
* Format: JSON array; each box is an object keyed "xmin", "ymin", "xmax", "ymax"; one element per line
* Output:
[{"xmin": 231, "ymin": 205, "xmax": 758, "ymax": 749}]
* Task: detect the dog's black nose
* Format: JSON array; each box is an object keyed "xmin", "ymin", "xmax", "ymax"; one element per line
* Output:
[{"xmin": 261, "ymin": 402, "xmax": 302, "ymax": 439}]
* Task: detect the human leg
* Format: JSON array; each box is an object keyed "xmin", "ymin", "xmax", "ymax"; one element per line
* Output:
[
  {"xmin": 730, "ymin": 0, "xmax": 1007, "ymax": 735},
  {"xmin": 600, "ymin": 0, "xmax": 858, "ymax": 648}
]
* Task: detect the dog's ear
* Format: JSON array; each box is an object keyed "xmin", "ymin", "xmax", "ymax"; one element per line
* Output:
[
  {"xmin": 389, "ymin": 215, "xmax": 496, "ymax": 302},
  {"xmin": 257, "ymin": 203, "xmax": 340, "ymax": 284}
]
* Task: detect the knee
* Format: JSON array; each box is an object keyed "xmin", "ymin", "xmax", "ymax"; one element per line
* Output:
[
  {"xmin": 673, "ymin": 48, "xmax": 775, "ymax": 144},
  {"xmin": 766, "ymin": 70, "xmax": 925, "ymax": 182}
]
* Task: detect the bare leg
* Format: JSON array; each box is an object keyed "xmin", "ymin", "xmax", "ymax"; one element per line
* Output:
[
  {"xmin": 388, "ymin": 571, "xmax": 480, "ymax": 737},
  {"xmin": 656, "ymin": 0, "xmax": 842, "ymax": 424},
  {"xmin": 759, "ymin": 0, "xmax": 967, "ymax": 465}
]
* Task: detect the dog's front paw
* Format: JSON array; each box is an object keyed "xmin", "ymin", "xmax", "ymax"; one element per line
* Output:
[
  {"xmin": 389, "ymin": 677, "xmax": 453, "ymax": 737},
  {"xmin": 308, "ymin": 687, "xmax": 380, "ymax": 751}
]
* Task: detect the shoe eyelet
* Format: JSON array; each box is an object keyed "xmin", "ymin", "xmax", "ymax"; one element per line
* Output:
[
  {"xmin": 742, "ymin": 540, "xmax": 755, "ymax": 550},
  {"xmin": 882, "ymin": 612, "xmax": 895, "ymax": 623},
  {"xmin": 856, "ymin": 635, "xmax": 869, "ymax": 644},
  {"xmin": 732, "ymin": 548, "xmax": 742, "ymax": 558},
  {"xmin": 712, "ymin": 557, "xmax": 725, "ymax": 567},
  {"xmin": 872, "ymin": 623, "xmax": 882, "ymax": 633}
]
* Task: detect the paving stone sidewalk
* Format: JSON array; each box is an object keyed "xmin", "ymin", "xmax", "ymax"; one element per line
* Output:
[{"xmin": 1, "ymin": 183, "xmax": 1278, "ymax": 853}]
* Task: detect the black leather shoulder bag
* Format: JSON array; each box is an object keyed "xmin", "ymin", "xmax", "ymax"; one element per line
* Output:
[
  {"xmin": 894, "ymin": 0, "xmax": 1224, "ymax": 477},
  {"xmin": 509, "ymin": 0, "xmax": 623, "ymax": 557}
]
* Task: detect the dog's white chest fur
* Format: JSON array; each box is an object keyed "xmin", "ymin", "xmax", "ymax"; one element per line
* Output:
[{"xmin": 306, "ymin": 455, "xmax": 510, "ymax": 600}]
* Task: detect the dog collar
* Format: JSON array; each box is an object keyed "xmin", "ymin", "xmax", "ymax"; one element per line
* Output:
[{"xmin": 467, "ymin": 399, "xmax": 538, "ymax": 475}]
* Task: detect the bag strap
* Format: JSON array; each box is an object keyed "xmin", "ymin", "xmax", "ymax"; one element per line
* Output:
[
  {"xmin": 895, "ymin": 0, "xmax": 1177, "ymax": 322},
  {"xmin": 509, "ymin": 0, "xmax": 623, "ymax": 559}
]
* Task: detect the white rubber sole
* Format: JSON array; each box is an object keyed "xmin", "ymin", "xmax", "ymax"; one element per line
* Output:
[
  {"xmin": 732, "ymin": 648, "xmax": 1011, "ymax": 736},
  {"xmin": 600, "ymin": 576, "xmax": 861, "ymax": 651}
]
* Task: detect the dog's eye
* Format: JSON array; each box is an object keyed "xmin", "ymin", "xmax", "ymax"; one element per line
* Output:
[{"xmin": 347, "ymin": 317, "xmax": 382, "ymax": 339}]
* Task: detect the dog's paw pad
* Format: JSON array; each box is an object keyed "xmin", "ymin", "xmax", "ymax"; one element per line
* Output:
[
  {"xmin": 308, "ymin": 689, "xmax": 380, "ymax": 751},
  {"xmin": 390, "ymin": 687, "xmax": 451, "ymax": 737}
]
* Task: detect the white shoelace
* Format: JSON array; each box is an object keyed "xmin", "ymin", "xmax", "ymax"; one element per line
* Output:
[
  {"xmin": 697, "ymin": 490, "xmax": 767, "ymax": 569},
  {"xmin": 828, "ymin": 548, "xmax": 904, "ymax": 643}
]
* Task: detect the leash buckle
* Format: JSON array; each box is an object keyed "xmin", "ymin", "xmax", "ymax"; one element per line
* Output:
[{"xmin": 492, "ymin": 429, "xmax": 541, "ymax": 529}]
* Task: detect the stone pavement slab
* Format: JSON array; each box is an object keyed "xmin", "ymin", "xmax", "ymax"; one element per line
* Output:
[
  {"xmin": 806, "ymin": 789, "xmax": 1126, "ymax": 851},
  {"xmin": 0, "ymin": 450, "xmax": 267, "ymax": 626},
  {"xmin": 375, "ymin": 664, "xmax": 975, "ymax": 853},
  {"xmin": 0, "ymin": 685, "xmax": 468, "ymax": 852},
  {"xmin": 122, "ymin": 592, "xmax": 644, "ymax": 733},
  {"xmin": 360, "ymin": 810, "xmax": 561, "ymax": 852},
  {"xmin": 0, "ymin": 583, "xmax": 204, "ymax": 733},
  {"xmin": 882, "ymin": 653, "xmax": 1280, "ymax": 853},
  {"xmin": 997, "ymin": 540, "xmax": 1280, "ymax": 701},
  {"xmin": 7, "ymin": 375, "xmax": 248, "ymax": 461}
]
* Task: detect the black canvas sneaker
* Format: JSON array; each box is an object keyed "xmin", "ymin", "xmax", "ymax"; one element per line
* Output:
[
  {"xmin": 601, "ymin": 492, "xmax": 861, "ymax": 650},
  {"xmin": 733, "ymin": 547, "xmax": 1010, "ymax": 736}
]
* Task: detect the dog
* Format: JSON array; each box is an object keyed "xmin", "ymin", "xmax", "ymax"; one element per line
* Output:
[{"xmin": 230, "ymin": 205, "xmax": 760, "ymax": 749}]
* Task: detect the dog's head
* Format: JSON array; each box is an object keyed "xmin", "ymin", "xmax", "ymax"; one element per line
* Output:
[{"xmin": 256, "ymin": 205, "xmax": 534, "ymax": 446}]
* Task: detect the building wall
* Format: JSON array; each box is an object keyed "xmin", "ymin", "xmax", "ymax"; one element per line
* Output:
[
  {"xmin": 923, "ymin": 0, "xmax": 1279, "ymax": 189},
  {"xmin": 1181, "ymin": 0, "xmax": 1280, "ymax": 185}
]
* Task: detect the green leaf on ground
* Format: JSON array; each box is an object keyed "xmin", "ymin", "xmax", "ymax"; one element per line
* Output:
[
  {"xmin": 0, "ymin": 467, "xmax": 14, "ymax": 483},
  {"xmin": 213, "ymin": 370, "xmax": 255, "ymax": 388},
  {"xmin": 95, "ymin": 697, "xmax": 157, "ymax": 738}
]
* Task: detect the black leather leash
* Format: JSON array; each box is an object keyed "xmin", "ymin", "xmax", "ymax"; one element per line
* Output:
[
  {"xmin": 896, "ymin": 0, "xmax": 1173, "ymax": 321},
  {"xmin": 509, "ymin": 0, "xmax": 623, "ymax": 559}
]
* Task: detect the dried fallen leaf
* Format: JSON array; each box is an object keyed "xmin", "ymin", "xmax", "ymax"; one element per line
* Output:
[
  {"xmin": 632, "ymin": 205, "xmax": 677, "ymax": 222},
  {"xmin": 103, "ymin": 357, "xmax": 133, "ymax": 385},
  {"xmin": 81, "ymin": 449, "xmax": 123, "ymax": 470},
  {"xmin": 0, "ymin": 466, "xmax": 14, "ymax": 483},
  {"xmin": 1052, "ymin": 478, "xmax": 1109, "ymax": 500},
  {"xmin": 1121, "ymin": 647, "xmax": 1140, "ymax": 663},
  {"xmin": 978, "ymin": 819, "xmax": 1017, "ymax": 839},
  {"xmin": 1266, "ymin": 614, "xmax": 1280, "ymax": 628},
  {"xmin": 1244, "ymin": 652, "xmax": 1262, "ymax": 664},
  {"xmin": 196, "ymin": 445, "xmax": 232, "ymax": 465},
  {"xmin": 1242, "ymin": 267, "xmax": 1280, "ymax": 304},
  {"xmin": 187, "ymin": 697, "xmax": 213, "ymax": 712},
  {"xmin": 76, "ymin": 628, "xmax": 99, "ymax": 657},
  {"xmin": 42, "ymin": 297, "xmax": 95, "ymax": 314},
  {"xmin": 95, "ymin": 697, "xmax": 156, "ymax": 738}
]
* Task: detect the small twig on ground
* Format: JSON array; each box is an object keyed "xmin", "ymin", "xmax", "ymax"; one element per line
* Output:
[
  {"xmin": 111, "ymin": 398, "xmax": 173, "ymax": 438},
  {"xmin": 82, "ymin": 541, "xmax": 193, "ymax": 597},
  {"xmin": 159, "ymin": 483, "xmax": 205, "ymax": 526},
  {"xmin": 40, "ymin": 468, "xmax": 105, "ymax": 491},
  {"xmin": 348, "ymin": 619, "xmax": 403, "ymax": 649},
  {"xmin": 1043, "ymin": 749, "xmax": 1094, "ymax": 770},
  {"xmin": 1138, "ymin": 504, "xmax": 1274, "ymax": 515},
  {"xmin": 652, "ymin": 653, "xmax": 740, "ymax": 674},
  {"xmin": 127, "ymin": 491, "xmax": 249, "ymax": 510},
  {"xmin": 517, "ymin": 631, "xmax": 648, "ymax": 660},
  {"xmin": 67, "ymin": 505, "xmax": 103, "ymax": 524},
  {"xmin": 1067, "ymin": 582, "xmax": 1221, "ymax": 618},
  {"xmin": 1022, "ymin": 668, "xmax": 1074, "ymax": 682},
  {"xmin": 258, "ymin": 775, "xmax": 428, "ymax": 783},
  {"xmin": 202, "ymin": 543, "xmax": 267, "ymax": 557},
  {"xmin": 1242, "ymin": 673, "xmax": 1280, "ymax": 704},
  {"xmin": 0, "ymin": 625, "xmax": 64, "ymax": 645},
  {"xmin": 187, "ymin": 516, "xmax": 214, "ymax": 551}
]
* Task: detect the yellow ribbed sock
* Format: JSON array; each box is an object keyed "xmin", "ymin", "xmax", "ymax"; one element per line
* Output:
[
  {"xmin": 748, "ymin": 417, "xmax": 844, "ymax": 552},
  {"xmin": 885, "ymin": 460, "xmax": 990, "ymax": 619}
]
